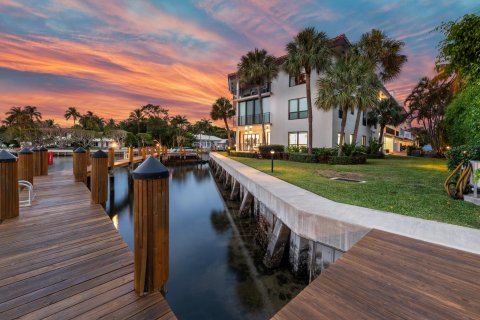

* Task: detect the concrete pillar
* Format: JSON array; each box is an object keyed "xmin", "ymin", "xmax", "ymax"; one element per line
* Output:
[
  {"xmin": 0, "ymin": 150, "xmax": 19, "ymax": 222},
  {"xmin": 263, "ymin": 219, "xmax": 291, "ymax": 268},
  {"xmin": 133, "ymin": 156, "xmax": 169, "ymax": 296},
  {"xmin": 18, "ymin": 148, "xmax": 33, "ymax": 184},
  {"xmin": 239, "ymin": 191, "xmax": 254, "ymax": 217},
  {"xmin": 230, "ymin": 180, "xmax": 240, "ymax": 200}
]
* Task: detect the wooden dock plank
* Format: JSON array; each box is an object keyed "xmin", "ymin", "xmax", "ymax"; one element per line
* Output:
[
  {"xmin": 273, "ymin": 229, "xmax": 480, "ymax": 320},
  {"xmin": 0, "ymin": 172, "xmax": 175, "ymax": 319}
]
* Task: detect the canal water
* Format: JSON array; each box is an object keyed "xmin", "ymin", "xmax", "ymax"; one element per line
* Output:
[{"xmin": 50, "ymin": 157, "xmax": 305, "ymax": 320}]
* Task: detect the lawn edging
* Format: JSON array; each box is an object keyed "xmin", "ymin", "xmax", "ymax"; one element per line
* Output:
[{"xmin": 211, "ymin": 152, "xmax": 480, "ymax": 254}]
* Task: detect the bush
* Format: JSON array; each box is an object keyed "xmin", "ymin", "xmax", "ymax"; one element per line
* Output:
[
  {"xmin": 406, "ymin": 145, "xmax": 422, "ymax": 156},
  {"xmin": 259, "ymin": 144, "xmax": 286, "ymax": 159},
  {"xmin": 230, "ymin": 151, "xmax": 257, "ymax": 158},
  {"xmin": 446, "ymin": 145, "xmax": 480, "ymax": 170},
  {"xmin": 288, "ymin": 145, "xmax": 307, "ymax": 153},
  {"xmin": 328, "ymin": 156, "xmax": 352, "ymax": 165},
  {"xmin": 350, "ymin": 155, "xmax": 367, "ymax": 164},
  {"xmin": 288, "ymin": 152, "xmax": 318, "ymax": 163},
  {"xmin": 312, "ymin": 147, "xmax": 337, "ymax": 156},
  {"xmin": 366, "ymin": 138, "xmax": 382, "ymax": 155},
  {"xmin": 366, "ymin": 152, "xmax": 385, "ymax": 159}
]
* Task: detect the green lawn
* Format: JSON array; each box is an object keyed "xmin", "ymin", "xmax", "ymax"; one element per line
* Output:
[{"xmin": 223, "ymin": 154, "xmax": 480, "ymax": 229}]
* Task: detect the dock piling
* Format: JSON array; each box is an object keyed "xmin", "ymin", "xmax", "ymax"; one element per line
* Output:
[
  {"xmin": 31, "ymin": 147, "xmax": 40, "ymax": 176},
  {"xmin": 133, "ymin": 156, "xmax": 169, "ymax": 295},
  {"xmin": 91, "ymin": 150, "xmax": 108, "ymax": 204},
  {"xmin": 18, "ymin": 148, "xmax": 34, "ymax": 184},
  {"xmin": 0, "ymin": 150, "xmax": 19, "ymax": 222},
  {"xmin": 39, "ymin": 147, "xmax": 48, "ymax": 176},
  {"xmin": 73, "ymin": 147, "xmax": 87, "ymax": 183}
]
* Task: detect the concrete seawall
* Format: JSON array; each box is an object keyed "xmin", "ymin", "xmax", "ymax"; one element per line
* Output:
[{"xmin": 210, "ymin": 153, "xmax": 480, "ymax": 255}]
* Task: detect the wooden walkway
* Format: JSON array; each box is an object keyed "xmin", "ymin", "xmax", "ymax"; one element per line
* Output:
[
  {"xmin": 0, "ymin": 171, "xmax": 176, "ymax": 320},
  {"xmin": 273, "ymin": 229, "xmax": 480, "ymax": 320}
]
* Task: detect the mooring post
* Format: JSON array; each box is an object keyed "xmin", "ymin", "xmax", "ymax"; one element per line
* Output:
[
  {"xmin": 31, "ymin": 147, "xmax": 40, "ymax": 176},
  {"xmin": 156, "ymin": 145, "xmax": 161, "ymax": 158},
  {"xmin": 39, "ymin": 147, "xmax": 49, "ymax": 176},
  {"xmin": 73, "ymin": 147, "xmax": 87, "ymax": 183},
  {"xmin": 0, "ymin": 150, "xmax": 19, "ymax": 222},
  {"xmin": 86, "ymin": 148, "xmax": 91, "ymax": 166},
  {"xmin": 18, "ymin": 148, "xmax": 34, "ymax": 184},
  {"xmin": 149, "ymin": 146, "xmax": 154, "ymax": 157},
  {"xmin": 141, "ymin": 147, "xmax": 147, "ymax": 160},
  {"xmin": 133, "ymin": 156, "xmax": 169, "ymax": 296},
  {"xmin": 108, "ymin": 147, "xmax": 115, "ymax": 170},
  {"xmin": 128, "ymin": 147, "xmax": 134, "ymax": 163},
  {"xmin": 91, "ymin": 150, "xmax": 108, "ymax": 204}
]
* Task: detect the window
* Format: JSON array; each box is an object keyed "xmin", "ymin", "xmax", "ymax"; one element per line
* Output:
[
  {"xmin": 289, "ymin": 74, "xmax": 306, "ymax": 87},
  {"xmin": 349, "ymin": 134, "xmax": 354, "ymax": 144},
  {"xmin": 288, "ymin": 132, "xmax": 307, "ymax": 147},
  {"xmin": 338, "ymin": 108, "xmax": 343, "ymax": 119},
  {"xmin": 362, "ymin": 135, "xmax": 367, "ymax": 146},
  {"xmin": 288, "ymin": 97, "xmax": 308, "ymax": 120},
  {"xmin": 237, "ymin": 97, "xmax": 270, "ymax": 125},
  {"xmin": 362, "ymin": 112, "xmax": 367, "ymax": 126}
]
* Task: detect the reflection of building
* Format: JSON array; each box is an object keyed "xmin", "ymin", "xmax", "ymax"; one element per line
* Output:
[
  {"xmin": 193, "ymin": 134, "xmax": 228, "ymax": 150},
  {"xmin": 383, "ymin": 125, "xmax": 415, "ymax": 153},
  {"xmin": 228, "ymin": 34, "xmax": 387, "ymax": 152}
]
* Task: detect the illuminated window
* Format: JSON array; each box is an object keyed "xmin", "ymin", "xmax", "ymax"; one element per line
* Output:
[
  {"xmin": 288, "ymin": 132, "xmax": 307, "ymax": 147},
  {"xmin": 349, "ymin": 134, "xmax": 354, "ymax": 144},
  {"xmin": 362, "ymin": 135, "xmax": 367, "ymax": 146},
  {"xmin": 289, "ymin": 74, "xmax": 306, "ymax": 87}
]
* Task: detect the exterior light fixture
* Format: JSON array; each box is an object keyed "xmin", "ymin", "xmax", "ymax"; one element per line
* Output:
[
  {"xmin": 270, "ymin": 149, "xmax": 275, "ymax": 173},
  {"xmin": 111, "ymin": 142, "xmax": 118, "ymax": 149}
]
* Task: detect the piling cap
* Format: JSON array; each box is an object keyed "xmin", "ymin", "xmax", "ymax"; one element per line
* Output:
[
  {"xmin": 19, "ymin": 147, "xmax": 33, "ymax": 154},
  {"xmin": 31, "ymin": 147, "xmax": 40, "ymax": 152},
  {"xmin": 91, "ymin": 150, "xmax": 108, "ymax": 158},
  {"xmin": 74, "ymin": 147, "xmax": 87, "ymax": 153},
  {"xmin": 133, "ymin": 156, "xmax": 169, "ymax": 180},
  {"xmin": 0, "ymin": 150, "xmax": 17, "ymax": 163},
  {"xmin": 40, "ymin": 146, "xmax": 48, "ymax": 151}
]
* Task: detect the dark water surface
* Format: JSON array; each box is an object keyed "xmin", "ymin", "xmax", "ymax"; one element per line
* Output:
[{"xmin": 50, "ymin": 157, "xmax": 305, "ymax": 320}]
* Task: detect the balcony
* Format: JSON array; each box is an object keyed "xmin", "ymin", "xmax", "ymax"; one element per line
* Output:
[
  {"xmin": 235, "ymin": 112, "xmax": 271, "ymax": 126},
  {"xmin": 235, "ymin": 83, "xmax": 271, "ymax": 99}
]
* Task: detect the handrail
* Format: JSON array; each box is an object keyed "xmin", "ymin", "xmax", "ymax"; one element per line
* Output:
[{"xmin": 19, "ymin": 180, "xmax": 35, "ymax": 207}]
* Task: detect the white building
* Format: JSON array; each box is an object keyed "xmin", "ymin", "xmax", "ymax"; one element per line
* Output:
[
  {"xmin": 228, "ymin": 34, "xmax": 412, "ymax": 152},
  {"xmin": 193, "ymin": 134, "xmax": 228, "ymax": 150}
]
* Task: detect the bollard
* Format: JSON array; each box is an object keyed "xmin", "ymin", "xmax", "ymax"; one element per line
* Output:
[
  {"xmin": 91, "ymin": 150, "xmax": 108, "ymax": 204},
  {"xmin": 108, "ymin": 147, "xmax": 115, "ymax": 169},
  {"xmin": 156, "ymin": 145, "xmax": 160, "ymax": 158},
  {"xmin": 39, "ymin": 147, "xmax": 48, "ymax": 176},
  {"xmin": 128, "ymin": 147, "xmax": 133, "ymax": 163},
  {"xmin": 86, "ymin": 148, "xmax": 91, "ymax": 166},
  {"xmin": 73, "ymin": 147, "xmax": 87, "ymax": 183},
  {"xmin": 0, "ymin": 150, "xmax": 19, "ymax": 222},
  {"xmin": 141, "ymin": 147, "xmax": 147, "ymax": 160},
  {"xmin": 18, "ymin": 148, "xmax": 34, "ymax": 184},
  {"xmin": 132, "ymin": 156, "xmax": 169, "ymax": 295},
  {"xmin": 31, "ymin": 147, "xmax": 40, "ymax": 176},
  {"xmin": 150, "ymin": 147, "xmax": 155, "ymax": 157}
]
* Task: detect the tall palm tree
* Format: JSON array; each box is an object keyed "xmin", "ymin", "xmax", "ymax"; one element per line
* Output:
[
  {"xmin": 170, "ymin": 115, "xmax": 190, "ymax": 147},
  {"xmin": 5, "ymin": 107, "xmax": 25, "ymax": 125},
  {"xmin": 64, "ymin": 107, "xmax": 81, "ymax": 126},
  {"xmin": 367, "ymin": 97, "xmax": 405, "ymax": 150},
  {"xmin": 128, "ymin": 108, "xmax": 145, "ymax": 133},
  {"xmin": 210, "ymin": 97, "xmax": 235, "ymax": 146},
  {"xmin": 283, "ymin": 27, "xmax": 332, "ymax": 154},
  {"xmin": 142, "ymin": 104, "xmax": 169, "ymax": 120},
  {"xmin": 24, "ymin": 106, "xmax": 42, "ymax": 122},
  {"xmin": 237, "ymin": 48, "xmax": 279, "ymax": 145},
  {"xmin": 316, "ymin": 52, "xmax": 379, "ymax": 156}
]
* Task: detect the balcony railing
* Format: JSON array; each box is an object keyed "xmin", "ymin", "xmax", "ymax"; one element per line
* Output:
[
  {"xmin": 235, "ymin": 112, "xmax": 271, "ymax": 126},
  {"xmin": 236, "ymin": 83, "xmax": 271, "ymax": 99}
]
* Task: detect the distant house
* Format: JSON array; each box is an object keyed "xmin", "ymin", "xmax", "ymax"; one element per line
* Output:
[
  {"xmin": 92, "ymin": 138, "xmax": 115, "ymax": 148},
  {"xmin": 193, "ymin": 134, "xmax": 228, "ymax": 150}
]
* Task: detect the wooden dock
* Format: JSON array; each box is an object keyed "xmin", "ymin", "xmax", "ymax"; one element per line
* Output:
[
  {"xmin": 273, "ymin": 229, "xmax": 480, "ymax": 320},
  {"xmin": 0, "ymin": 171, "xmax": 176, "ymax": 319}
]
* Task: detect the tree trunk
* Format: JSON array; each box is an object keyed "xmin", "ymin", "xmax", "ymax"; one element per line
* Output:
[
  {"xmin": 352, "ymin": 108, "xmax": 362, "ymax": 145},
  {"xmin": 224, "ymin": 118, "xmax": 231, "ymax": 147},
  {"xmin": 338, "ymin": 106, "xmax": 348, "ymax": 156},
  {"xmin": 379, "ymin": 124, "xmax": 386, "ymax": 152},
  {"xmin": 306, "ymin": 72, "xmax": 313, "ymax": 154},
  {"xmin": 258, "ymin": 85, "xmax": 266, "ymax": 145}
]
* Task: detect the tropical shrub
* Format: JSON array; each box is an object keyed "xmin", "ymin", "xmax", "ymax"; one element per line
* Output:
[
  {"xmin": 230, "ymin": 151, "xmax": 257, "ymax": 158},
  {"xmin": 406, "ymin": 146, "xmax": 422, "ymax": 156},
  {"xmin": 446, "ymin": 145, "xmax": 480, "ymax": 170},
  {"xmin": 365, "ymin": 138, "xmax": 382, "ymax": 155},
  {"xmin": 328, "ymin": 156, "xmax": 352, "ymax": 165},
  {"xmin": 288, "ymin": 153, "xmax": 318, "ymax": 163},
  {"xmin": 287, "ymin": 145, "xmax": 307, "ymax": 153}
]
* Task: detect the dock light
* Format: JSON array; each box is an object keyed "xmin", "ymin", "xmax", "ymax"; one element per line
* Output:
[
  {"xmin": 270, "ymin": 149, "xmax": 275, "ymax": 173},
  {"xmin": 111, "ymin": 142, "xmax": 118, "ymax": 149}
]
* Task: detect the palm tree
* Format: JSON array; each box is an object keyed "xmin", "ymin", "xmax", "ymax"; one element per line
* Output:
[
  {"xmin": 316, "ymin": 52, "xmax": 379, "ymax": 156},
  {"xmin": 5, "ymin": 107, "xmax": 25, "ymax": 125},
  {"xmin": 24, "ymin": 106, "xmax": 42, "ymax": 122},
  {"xmin": 283, "ymin": 27, "xmax": 332, "ymax": 154},
  {"xmin": 128, "ymin": 108, "xmax": 145, "ymax": 133},
  {"xmin": 142, "ymin": 104, "xmax": 169, "ymax": 119},
  {"xmin": 170, "ymin": 115, "xmax": 190, "ymax": 147},
  {"xmin": 367, "ymin": 97, "xmax": 405, "ymax": 150},
  {"xmin": 210, "ymin": 97, "xmax": 235, "ymax": 146},
  {"xmin": 64, "ymin": 107, "xmax": 81, "ymax": 126},
  {"xmin": 237, "ymin": 48, "xmax": 279, "ymax": 145}
]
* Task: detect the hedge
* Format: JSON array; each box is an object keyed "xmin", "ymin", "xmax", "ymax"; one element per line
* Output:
[
  {"xmin": 258, "ymin": 144, "xmax": 285, "ymax": 153},
  {"xmin": 328, "ymin": 156, "xmax": 352, "ymax": 165},
  {"xmin": 230, "ymin": 151, "xmax": 257, "ymax": 158},
  {"xmin": 288, "ymin": 152, "xmax": 318, "ymax": 163},
  {"xmin": 446, "ymin": 145, "xmax": 480, "ymax": 171}
]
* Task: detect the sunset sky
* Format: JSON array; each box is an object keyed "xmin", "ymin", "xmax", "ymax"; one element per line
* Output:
[{"xmin": 0, "ymin": 0, "xmax": 478, "ymax": 126}]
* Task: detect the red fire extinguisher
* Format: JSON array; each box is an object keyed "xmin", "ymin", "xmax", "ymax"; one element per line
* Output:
[{"xmin": 48, "ymin": 151, "xmax": 54, "ymax": 165}]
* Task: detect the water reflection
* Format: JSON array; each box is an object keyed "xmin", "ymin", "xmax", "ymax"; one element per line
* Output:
[{"xmin": 53, "ymin": 158, "xmax": 305, "ymax": 319}]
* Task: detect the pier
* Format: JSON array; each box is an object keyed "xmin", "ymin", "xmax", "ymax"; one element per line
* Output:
[{"xmin": 0, "ymin": 171, "xmax": 176, "ymax": 319}]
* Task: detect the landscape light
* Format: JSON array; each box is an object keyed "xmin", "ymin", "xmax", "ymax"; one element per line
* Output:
[{"xmin": 270, "ymin": 149, "xmax": 275, "ymax": 173}]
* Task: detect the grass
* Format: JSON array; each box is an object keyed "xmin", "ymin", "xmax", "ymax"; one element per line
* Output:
[{"xmin": 223, "ymin": 153, "xmax": 480, "ymax": 229}]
